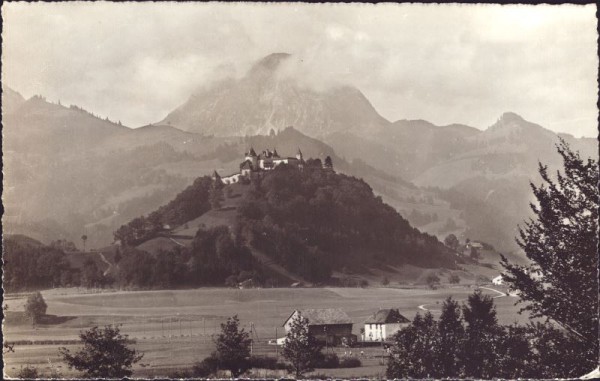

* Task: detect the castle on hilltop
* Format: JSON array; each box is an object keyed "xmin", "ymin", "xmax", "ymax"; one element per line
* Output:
[{"xmin": 214, "ymin": 147, "xmax": 333, "ymax": 185}]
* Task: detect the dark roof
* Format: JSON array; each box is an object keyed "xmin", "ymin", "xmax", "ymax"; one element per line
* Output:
[
  {"xmin": 364, "ymin": 309, "xmax": 410, "ymax": 324},
  {"xmin": 240, "ymin": 160, "xmax": 253, "ymax": 169},
  {"xmin": 286, "ymin": 308, "xmax": 353, "ymax": 326}
]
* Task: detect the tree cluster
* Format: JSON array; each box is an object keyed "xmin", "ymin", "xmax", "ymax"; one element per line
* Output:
[
  {"xmin": 4, "ymin": 238, "xmax": 74, "ymax": 291},
  {"xmin": 114, "ymin": 176, "xmax": 213, "ymax": 245},
  {"xmin": 387, "ymin": 291, "xmax": 589, "ymax": 379},
  {"xmin": 115, "ymin": 226, "xmax": 255, "ymax": 288}
]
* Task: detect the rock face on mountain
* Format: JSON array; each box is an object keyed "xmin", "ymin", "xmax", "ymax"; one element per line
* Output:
[{"xmin": 159, "ymin": 52, "xmax": 389, "ymax": 137}]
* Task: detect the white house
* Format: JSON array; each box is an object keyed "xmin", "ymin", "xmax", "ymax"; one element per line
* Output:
[
  {"xmin": 363, "ymin": 309, "xmax": 410, "ymax": 342},
  {"xmin": 492, "ymin": 275, "xmax": 504, "ymax": 285}
]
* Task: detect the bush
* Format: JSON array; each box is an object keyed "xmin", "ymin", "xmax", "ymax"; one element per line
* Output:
[
  {"xmin": 314, "ymin": 353, "xmax": 340, "ymax": 368},
  {"xmin": 18, "ymin": 366, "xmax": 39, "ymax": 378},
  {"xmin": 426, "ymin": 274, "xmax": 441, "ymax": 289},
  {"xmin": 192, "ymin": 354, "xmax": 219, "ymax": 377},
  {"xmin": 249, "ymin": 355, "xmax": 287, "ymax": 370},
  {"xmin": 168, "ymin": 369, "xmax": 192, "ymax": 378},
  {"xmin": 448, "ymin": 274, "xmax": 460, "ymax": 284},
  {"xmin": 340, "ymin": 357, "xmax": 362, "ymax": 368}
]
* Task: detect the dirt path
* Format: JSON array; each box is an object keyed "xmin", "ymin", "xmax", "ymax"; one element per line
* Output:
[
  {"xmin": 98, "ymin": 252, "xmax": 113, "ymax": 276},
  {"xmin": 417, "ymin": 286, "xmax": 506, "ymax": 312},
  {"xmin": 169, "ymin": 237, "xmax": 186, "ymax": 247}
]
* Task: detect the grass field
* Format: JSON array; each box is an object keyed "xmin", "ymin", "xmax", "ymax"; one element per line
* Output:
[{"xmin": 3, "ymin": 285, "xmax": 528, "ymax": 378}]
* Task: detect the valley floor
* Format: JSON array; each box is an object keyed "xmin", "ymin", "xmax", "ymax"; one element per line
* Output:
[{"xmin": 3, "ymin": 285, "xmax": 526, "ymax": 378}]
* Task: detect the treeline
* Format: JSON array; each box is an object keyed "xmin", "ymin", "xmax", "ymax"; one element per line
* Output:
[
  {"xmin": 5, "ymin": 227, "xmax": 262, "ymax": 291},
  {"xmin": 114, "ymin": 176, "xmax": 213, "ymax": 245},
  {"xmin": 116, "ymin": 226, "xmax": 257, "ymax": 288},
  {"xmin": 3, "ymin": 237, "xmax": 107, "ymax": 292},
  {"xmin": 236, "ymin": 163, "xmax": 456, "ymax": 282},
  {"xmin": 387, "ymin": 290, "xmax": 590, "ymax": 379}
]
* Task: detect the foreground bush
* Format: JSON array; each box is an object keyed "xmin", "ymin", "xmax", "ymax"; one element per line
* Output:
[
  {"xmin": 249, "ymin": 355, "xmax": 287, "ymax": 370},
  {"xmin": 340, "ymin": 357, "xmax": 362, "ymax": 368},
  {"xmin": 313, "ymin": 353, "xmax": 340, "ymax": 368},
  {"xmin": 192, "ymin": 354, "xmax": 219, "ymax": 377}
]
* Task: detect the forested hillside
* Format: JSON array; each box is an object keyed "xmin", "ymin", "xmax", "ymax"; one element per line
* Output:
[
  {"xmin": 110, "ymin": 162, "xmax": 457, "ymax": 287},
  {"xmin": 236, "ymin": 162, "xmax": 456, "ymax": 282}
]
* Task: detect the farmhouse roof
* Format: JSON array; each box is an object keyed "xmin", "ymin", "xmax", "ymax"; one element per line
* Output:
[
  {"xmin": 364, "ymin": 309, "xmax": 410, "ymax": 324},
  {"xmin": 285, "ymin": 308, "xmax": 353, "ymax": 326}
]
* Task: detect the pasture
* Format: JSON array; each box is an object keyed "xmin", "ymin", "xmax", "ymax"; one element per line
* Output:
[{"xmin": 3, "ymin": 285, "xmax": 526, "ymax": 378}]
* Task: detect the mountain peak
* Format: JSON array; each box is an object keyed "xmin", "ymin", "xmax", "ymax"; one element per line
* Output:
[
  {"xmin": 498, "ymin": 112, "xmax": 524, "ymax": 123},
  {"xmin": 249, "ymin": 52, "xmax": 291, "ymax": 73}
]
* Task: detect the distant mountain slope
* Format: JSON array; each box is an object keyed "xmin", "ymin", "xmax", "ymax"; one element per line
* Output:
[
  {"xmin": 2, "ymin": 85, "xmax": 25, "ymax": 116},
  {"xmin": 159, "ymin": 52, "xmax": 390, "ymax": 137},
  {"xmin": 2, "ymin": 92, "xmax": 410, "ymax": 250}
]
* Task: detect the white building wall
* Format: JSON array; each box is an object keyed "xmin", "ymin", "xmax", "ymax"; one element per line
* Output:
[{"xmin": 364, "ymin": 323, "xmax": 406, "ymax": 341}]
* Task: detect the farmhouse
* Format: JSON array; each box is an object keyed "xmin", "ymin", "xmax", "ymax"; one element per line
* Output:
[
  {"xmin": 492, "ymin": 275, "xmax": 504, "ymax": 285},
  {"xmin": 283, "ymin": 308, "xmax": 353, "ymax": 345},
  {"xmin": 362, "ymin": 308, "xmax": 410, "ymax": 342},
  {"xmin": 213, "ymin": 147, "xmax": 334, "ymax": 185}
]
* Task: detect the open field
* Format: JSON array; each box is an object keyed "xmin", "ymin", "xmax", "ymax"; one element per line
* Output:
[{"xmin": 3, "ymin": 285, "xmax": 527, "ymax": 378}]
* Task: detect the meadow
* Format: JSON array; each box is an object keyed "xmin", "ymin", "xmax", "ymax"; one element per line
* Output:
[{"xmin": 3, "ymin": 285, "xmax": 527, "ymax": 378}]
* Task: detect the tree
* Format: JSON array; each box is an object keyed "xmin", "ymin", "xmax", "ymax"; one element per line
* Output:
[
  {"xmin": 426, "ymin": 274, "xmax": 440, "ymax": 289},
  {"xmin": 435, "ymin": 297, "xmax": 464, "ymax": 377},
  {"xmin": 81, "ymin": 235, "xmax": 88, "ymax": 252},
  {"xmin": 387, "ymin": 312, "xmax": 439, "ymax": 378},
  {"xmin": 381, "ymin": 276, "xmax": 390, "ymax": 286},
  {"xmin": 448, "ymin": 274, "xmax": 460, "ymax": 284},
  {"xmin": 59, "ymin": 325, "xmax": 143, "ymax": 378},
  {"xmin": 24, "ymin": 292, "xmax": 47, "ymax": 326},
  {"xmin": 461, "ymin": 289, "xmax": 502, "ymax": 378},
  {"xmin": 469, "ymin": 246, "xmax": 480, "ymax": 260},
  {"xmin": 213, "ymin": 315, "xmax": 252, "ymax": 377},
  {"xmin": 444, "ymin": 233, "xmax": 459, "ymax": 250},
  {"xmin": 210, "ymin": 184, "xmax": 224, "ymax": 210},
  {"xmin": 501, "ymin": 139, "xmax": 598, "ymax": 367},
  {"xmin": 282, "ymin": 314, "xmax": 323, "ymax": 377}
]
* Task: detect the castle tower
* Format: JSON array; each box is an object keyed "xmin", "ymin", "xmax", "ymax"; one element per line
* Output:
[
  {"xmin": 323, "ymin": 156, "xmax": 334, "ymax": 171},
  {"xmin": 245, "ymin": 147, "xmax": 258, "ymax": 169},
  {"xmin": 296, "ymin": 148, "xmax": 303, "ymax": 161}
]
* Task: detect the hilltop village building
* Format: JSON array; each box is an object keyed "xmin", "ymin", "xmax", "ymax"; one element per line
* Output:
[
  {"xmin": 214, "ymin": 147, "xmax": 333, "ymax": 185},
  {"xmin": 283, "ymin": 308, "xmax": 354, "ymax": 345},
  {"xmin": 362, "ymin": 309, "xmax": 410, "ymax": 342}
]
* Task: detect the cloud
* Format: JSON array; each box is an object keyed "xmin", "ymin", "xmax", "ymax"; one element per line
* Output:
[{"xmin": 2, "ymin": 2, "xmax": 597, "ymax": 137}]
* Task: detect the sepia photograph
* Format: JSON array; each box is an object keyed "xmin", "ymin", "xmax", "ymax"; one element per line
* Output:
[{"xmin": 1, "ymin": 2, "xmax": 598, "ymax": 379}]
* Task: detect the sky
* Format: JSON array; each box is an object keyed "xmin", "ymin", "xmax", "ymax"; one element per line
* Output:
[{"xmin": 2, "ymin": 2, "xmax": 597, "ymax": 137}]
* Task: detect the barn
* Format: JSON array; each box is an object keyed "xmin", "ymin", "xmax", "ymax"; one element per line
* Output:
[{"xmin": 283, "ymin": 308, "xmax": 353, "ymax": 345}]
